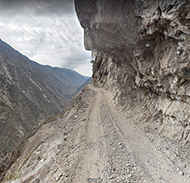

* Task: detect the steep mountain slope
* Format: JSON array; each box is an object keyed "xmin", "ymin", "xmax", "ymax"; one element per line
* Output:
[{"xmin": 0, "ymin": 39, "xmax": 88, "ymax": 181}]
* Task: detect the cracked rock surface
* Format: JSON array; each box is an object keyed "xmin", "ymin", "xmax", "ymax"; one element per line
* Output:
[{"xmin": 74, "ymin": 0, "xmax": 190, "ymax": 181}]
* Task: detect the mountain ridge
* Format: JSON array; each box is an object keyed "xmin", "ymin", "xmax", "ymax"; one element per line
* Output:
[{"xmin": 0, "ymin": 38, "xmax": 89, "ymax": 181}]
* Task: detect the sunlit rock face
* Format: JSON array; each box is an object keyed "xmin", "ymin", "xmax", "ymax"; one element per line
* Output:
[{"xmin": 75, "ymin": 0, "xmax": 190, "ymax": 162}]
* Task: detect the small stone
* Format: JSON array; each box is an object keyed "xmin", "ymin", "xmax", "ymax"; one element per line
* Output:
[
  {"xmin": 64, "ymin": 136, "xmax": 67, "ymax": 141},
  {"xmin": 145, "ymin": 43, "xmax": 150, "ymax": 48},
  {"xmin": 32, "ymin": 178, "xmax": 40, "ymax": 183},
  {"xmin": 39, "ymin": 157, "xmax": 43, "ymax": 161},
  {"xmin": 179, "ymin": 171, "xmax": 184, "ymax": 176}
]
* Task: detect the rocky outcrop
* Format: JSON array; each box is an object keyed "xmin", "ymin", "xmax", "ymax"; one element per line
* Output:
[
  {"xmin": 75, "ymin": 0, "xmax": 190, "ymax": 165},
  {"xmin": 0, "ymin": 39, "xmax": 88, "ymax": 181}
]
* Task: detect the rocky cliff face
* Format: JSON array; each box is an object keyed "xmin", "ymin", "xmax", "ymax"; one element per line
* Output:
[
  {"xmin": 75, "ymin": 0, "xmax": 190, "ymax": 164},
  {"xmin": 0, "ymin": 39, "xmax": 88, "ymax": 181}
]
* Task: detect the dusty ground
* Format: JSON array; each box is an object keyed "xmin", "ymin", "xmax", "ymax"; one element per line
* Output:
[{"xmin": 3, "ymin": 85, "xmax": 190, "ymax": 183}]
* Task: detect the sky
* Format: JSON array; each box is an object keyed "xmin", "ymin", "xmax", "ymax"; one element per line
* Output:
[{"xmin": 0, "ymin": 0, "xmax": 92, "ymax": 76}]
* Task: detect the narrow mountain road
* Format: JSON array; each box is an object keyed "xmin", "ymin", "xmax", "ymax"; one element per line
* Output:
[
  {"xmin": 72, "ymin": 90, "xmax": 108, "ymax": 183},
  {"xmin": 96, "ymin": 88, "xmax": 189, "ymax": 183},
  {"xmin": 5, "ymin": 85, "xmax": 190, "ymax": 183},
  {"xmin": 71, "ymin": 86, "xmax": 189, "ymax": 183}
]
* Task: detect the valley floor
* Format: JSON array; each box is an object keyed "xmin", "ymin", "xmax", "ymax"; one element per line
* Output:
[{"xmin": 4, "ymin": 85, "xmax": 190, "ymax": 183}]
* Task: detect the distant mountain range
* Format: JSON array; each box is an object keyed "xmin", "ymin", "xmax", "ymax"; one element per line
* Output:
[{"xmin": 0, "ymin": 39, "xmax": 89, "ymax": 180}]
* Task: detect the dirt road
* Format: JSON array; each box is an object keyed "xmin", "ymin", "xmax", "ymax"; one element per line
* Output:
[
  {"xmin": 72, "ymin": 86, "xmax": 189, "ymax": 183},
  {"xmin": 5, "ymin": 85, "xmax": 190, "ymax": 183}
]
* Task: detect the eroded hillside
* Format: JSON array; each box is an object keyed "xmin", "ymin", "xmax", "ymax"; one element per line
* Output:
[{"xmin": 0, "ymin": 39, "xmax": 88, "ymax": 181}]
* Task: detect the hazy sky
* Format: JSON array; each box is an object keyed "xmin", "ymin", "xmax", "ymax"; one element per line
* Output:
[{"xmin": 0, "ymin": 0, "xmax": 92, "ymax": 76}]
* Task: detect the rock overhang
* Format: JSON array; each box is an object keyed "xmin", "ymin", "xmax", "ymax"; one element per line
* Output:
[
  {"xmin": 74, "ymin": 0, "xmax": 140, "ymax": 51},
  {"xmin": 75, "ymin": 0, "xmax": 190, "ymax": 53}
]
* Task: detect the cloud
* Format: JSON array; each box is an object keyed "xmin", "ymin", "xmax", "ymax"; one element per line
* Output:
[
  {"xmin": 0, "ymin": 0, "xmax": 74, "ymax": 15},
  {"xmin": 0, "ymin": 0, "xmax": 92, "ymax": 76}
]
